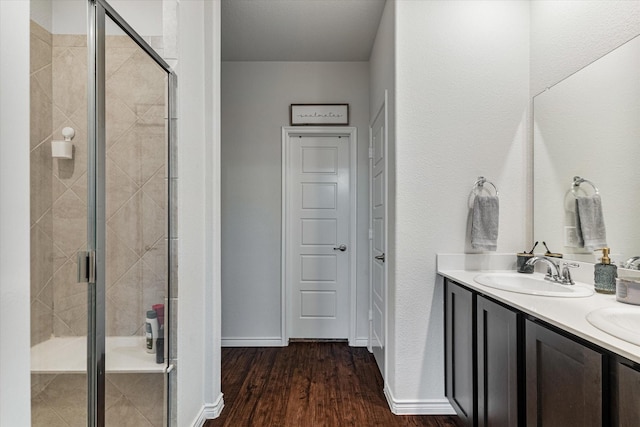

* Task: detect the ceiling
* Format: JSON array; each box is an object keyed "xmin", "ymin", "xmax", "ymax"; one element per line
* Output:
[{"xmin": 221, "ymin": 0, "xmax": 386, "ymax": 62}]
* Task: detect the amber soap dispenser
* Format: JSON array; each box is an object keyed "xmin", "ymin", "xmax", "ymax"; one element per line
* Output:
[{"xmin": 594, "ymin": 247, "xmax": 617, "ymax": 294}]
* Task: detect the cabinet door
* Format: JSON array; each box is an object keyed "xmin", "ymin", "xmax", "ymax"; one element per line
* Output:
[
  {"xmin": 525, "ymin": 320, "xmax": 603, "ymax": 427},
  {"xmin": 477, "ymin": 296, "xmax": 520, "ymax": 427},
  {"xmin": 612, "ymin": 359, "xmax": 640, "ymax": 426},
  {"xmin": 445, "ymin": 280, "xmax": 475, "ymax": 426}
]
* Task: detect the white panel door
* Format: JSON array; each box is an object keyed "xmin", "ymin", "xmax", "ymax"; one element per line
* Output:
[
  {"xmin": 370, "ymin": 96, "xmax": 387, "ymax": 375},
  {"xmin": 288, "ymin": 135, "xmax": 350, "ymax": 339}
]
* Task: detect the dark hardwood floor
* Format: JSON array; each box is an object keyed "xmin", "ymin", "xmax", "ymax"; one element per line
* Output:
[{"xmin": 204, "ymin": 342, "xmax": 460, "ymax": 427}]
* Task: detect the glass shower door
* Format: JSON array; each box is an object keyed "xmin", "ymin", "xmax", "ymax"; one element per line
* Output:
[
  {"xmin": 89, "ymin": 1, "xmax": 175, "ymax": 425},
  {"xmin": 30, "ymin": 0, "xmax": 175, "ymax": 425},
  {"xmin": 101, "ymin": 11, "xmax": 169, "ymax": 427}
]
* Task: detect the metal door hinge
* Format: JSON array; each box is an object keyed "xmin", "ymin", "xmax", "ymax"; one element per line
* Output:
[
  {"xmin": 368, "ymin": 229, "xmax": 373, "ymax": 240},
  {"xmin": 77, "ymin": 250, "xmax": 96, "ymax": 283},
  {"xmin": 369, "ymin": 146, "xmax": 373, "ymax": 159}
]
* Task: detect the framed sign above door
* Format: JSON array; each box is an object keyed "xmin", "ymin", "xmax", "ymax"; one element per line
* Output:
[{"xmin": 290, "ymin": 104, "xmax": 349, "ymax": 126}]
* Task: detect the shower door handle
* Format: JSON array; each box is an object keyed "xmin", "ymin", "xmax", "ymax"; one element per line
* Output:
[
  {"xmin": 374, "ymin": 253, "xmax": 385, "ymax": 262},
  {"xmin": 77, "ymin": 250, "xmax": 96, "ymax": 283}
]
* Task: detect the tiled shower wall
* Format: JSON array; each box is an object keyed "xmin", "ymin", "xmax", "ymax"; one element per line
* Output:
[
  {"xmin": 30, "ymin": 20, "xmax": 55, "ymax": 346},
  {"xmin": 29, "ymin": 20, "xmax": 168, "ymax": 342}
]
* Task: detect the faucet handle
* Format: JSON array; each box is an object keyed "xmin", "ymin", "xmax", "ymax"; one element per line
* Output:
[
  {"xmin": 544, "ymin": 267, "xmax": 555, "ymax": 281},
  {"xmin": 561, "ymin": 262, "xmax": 579, "ymax": 285}
]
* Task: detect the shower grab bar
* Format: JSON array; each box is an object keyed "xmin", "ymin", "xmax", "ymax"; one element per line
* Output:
[{"xmin": 572, "ymin": 176, "xmax": 599, "ymax": 196}]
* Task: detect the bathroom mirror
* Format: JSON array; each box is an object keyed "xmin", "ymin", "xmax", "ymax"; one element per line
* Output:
[{"xmin": 533, "ymin": 34, "xmax": 640, "ymax": 264}]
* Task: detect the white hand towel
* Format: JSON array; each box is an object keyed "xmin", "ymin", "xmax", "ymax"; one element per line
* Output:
[
  {"xmin": 471, "ymin": 195, "xmax": 499, "ymax": 251},
  {"xmin": 575, "ymin": 194, "xmax": 607, "ymax": 250}
]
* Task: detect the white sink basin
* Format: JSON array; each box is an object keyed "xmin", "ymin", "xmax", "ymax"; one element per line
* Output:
[
  {"xmin": 586, "ymin": 306, "xmax": 640, "ymax": 346},
  {"xmin": 474, "ymin": 273, "xmax": 594, "ymax": 297}
]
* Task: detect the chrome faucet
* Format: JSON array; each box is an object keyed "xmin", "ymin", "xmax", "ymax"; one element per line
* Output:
[
  {"xmin": 621, "ymin": 256, "xmax": 640, "ymax": 270},
  {"xmin": 525, "ymin": 256, "xmax": 561, "ymax": 281},
  {"xmin": 524, "ymin": 256, "xmax": 579, "ymax": 285}
]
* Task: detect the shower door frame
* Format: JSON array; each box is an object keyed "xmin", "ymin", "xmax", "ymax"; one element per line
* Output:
[{"xmin": 86, "ymin": 1, "xmax": 176, "ymax": 425}]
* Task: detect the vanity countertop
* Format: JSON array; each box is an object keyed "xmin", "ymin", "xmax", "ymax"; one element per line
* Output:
[{"xmin": 437, "ymin": 254, "xmax": 640, "ymax": 365}]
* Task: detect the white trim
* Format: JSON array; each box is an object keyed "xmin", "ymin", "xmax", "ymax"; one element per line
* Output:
[
  {"xmin": 384, "ymin": 386, "xmax": 456, "ymax": 416},
  {"xmin": 281, "ymin": 126, "xmax": 358, "ymax": 346},
  {"xmin": 221, "ymin": 337, "xmax": 284, "ymax": 347},
  {"xmin": 191, "ymin": 393, "xmax": 225, "ymax": 426},
  {"xmin": 281, "ymin": 128, "xmax": 288, "ymax": 347},
  {"xmin": 382, "ymin": 91, "xmax": 389, "ymax": 386},
  {"xmin": 368, "ymin": 124, "xmax": 373, "ymax": 354},
  {"xmin": 353, "ymin": 337, "xmax": 369, "ymax": 347},
  {"xmin": 369, "ymin": 91, "xmax": 389, "ymax": 381}
]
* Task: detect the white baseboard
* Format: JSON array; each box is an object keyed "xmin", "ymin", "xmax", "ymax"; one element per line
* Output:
[
  {"xmin": 351, "ymin": 337, "xmax": 369, "ymax": 347},
  {"xmin": 222, "ymin": 337, "xmax": 369, "ymax": 347},
  {"xmin": 384, "ymin": 385, "xmax": 456, "ymax": 415},
  {"xmin": 192, "ymin": 393, "xmax": 225, "ymax": 426},
  {"xmin": 221, "ymin": 337, "xmax": 284, "ymax": 347}
]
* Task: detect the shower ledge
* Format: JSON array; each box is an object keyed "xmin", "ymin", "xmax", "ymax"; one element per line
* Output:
[{"xmin": 31, "ymin": 336, "xmax": 165, "ymax": 374}]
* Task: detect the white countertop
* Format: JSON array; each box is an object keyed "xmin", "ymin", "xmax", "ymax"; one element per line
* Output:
[{"xmin": 437, "ymin": 254, "xmax": 640, "ymax": 365}]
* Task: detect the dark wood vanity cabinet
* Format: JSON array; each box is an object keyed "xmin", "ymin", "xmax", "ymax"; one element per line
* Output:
[
  {"xmin": 445, "ymin": 278, "xmax": 640, "ymax": 427},
  {"xmin": 525, "ymin": 319, "xmax": 604, "ymax": 427},
  {"xmin": 445, "ymin": 281, "xmax": 521, "ymax": 427},
  {"xmin": 611, "ymin": 358, "xmax": 640, "ymax": 426},
  {"xmin": 445, "ymin": 281, "xmax": 476, "ymax": 426},
  {"xmin": 477, "ymin": 296, "xmax": 520, "ymax": 427}
]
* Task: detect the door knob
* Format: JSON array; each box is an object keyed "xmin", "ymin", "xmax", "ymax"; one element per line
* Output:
[
  {"xmin": 333, "ymin": 244, "xmax": 347, "ymax": 252},
  {"xmin": 374, "ymin": 253, "xmax": 385, "ymax": 262}
]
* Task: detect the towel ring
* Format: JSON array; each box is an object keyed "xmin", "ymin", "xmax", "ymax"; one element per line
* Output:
[
  {"xmin": 572, "ymin": 176, "xmax": 599, "ymax": 197},
  {"xmin": 472, "ymin": 176, "xmax": 499, "ymax": 197}
]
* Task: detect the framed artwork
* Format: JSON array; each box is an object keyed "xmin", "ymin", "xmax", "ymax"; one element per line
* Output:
[{"xmin": 290, "ymin": 104, "xmax": 349, "ymax": 126}]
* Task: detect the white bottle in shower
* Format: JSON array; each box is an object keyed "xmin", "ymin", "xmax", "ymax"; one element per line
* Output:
[{"xmin": 145, "ymin": 310, "xmax": 158, "ymax": 354}]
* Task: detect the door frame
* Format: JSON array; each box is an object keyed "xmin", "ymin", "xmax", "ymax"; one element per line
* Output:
[
  {"xmin": 281, "ymin": 126, "xmax": 358, "ymax": 346},
  {"xmin": 369, "ymin": 91, "xmax": 388, "ymax": 381}
]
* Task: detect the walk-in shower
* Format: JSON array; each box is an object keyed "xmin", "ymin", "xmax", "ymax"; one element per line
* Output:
[{"xmin": 29, "ymin": 1, "xmax": 177, "ymax": 425}]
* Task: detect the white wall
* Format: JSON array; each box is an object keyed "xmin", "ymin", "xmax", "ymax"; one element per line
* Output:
[
  {"xmin": 221, "ymin": 61, "xmax": 370, "ymax": 345},
  {"xmin": 202, "ymin": 0, "xmax": 223, "ymax": 421},
  {"xmin": 391, "ymin": 0, "xmax": 530, "ymax": 411},
  {"xmin": 368, "ymin": 0, "xmax": 396, "ymax": 392},
  {"xmin": 51, "ymin": 0, "xmax": 163, "ymax": 36},
  {"xmin": 530, "ymin": 0, "xmax": 640, "ymax": 95},
  {"xmin": 30, "ymin": 0, "xmax": 52, "ymax": 31},
  {"xmin": 176, "ymin": 0, "xmax": 223, "ymax": 424},
  {"xmin": 0, "ymin": 2, "xmax": 32, "ymax": 425}
]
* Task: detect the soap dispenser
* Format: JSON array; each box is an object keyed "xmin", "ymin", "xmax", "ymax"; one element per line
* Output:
[{"xmin": 594, "ymin": 248, "xmax": 617, "ymax": 294}]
